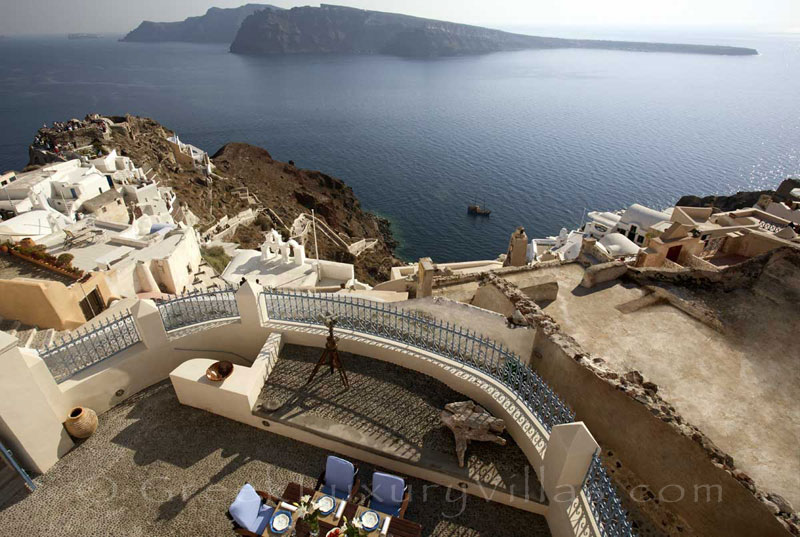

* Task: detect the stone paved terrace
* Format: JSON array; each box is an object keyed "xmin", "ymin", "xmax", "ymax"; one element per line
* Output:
[
  {"xmin": 0, "ymin": 381, "xmax": 552, "ymax": 537},
  {"xmin": 256, "ymin": 345, "xmax": 543, "ymax": 503}
]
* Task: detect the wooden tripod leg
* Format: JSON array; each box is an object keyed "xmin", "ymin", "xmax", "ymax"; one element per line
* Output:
[
  {"xmin": 306, "ymin": 350, "xmax": 330, "ymax": 385},
  {"xmin": 331, "ymin": 350, "xmax": 349, "ymax": 390}
]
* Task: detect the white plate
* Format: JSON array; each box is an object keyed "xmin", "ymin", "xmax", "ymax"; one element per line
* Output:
[
  {"xmin": 318, "ymin": 495, "xmax": 335, "ymax": 513},
  {"xmin": 360, "ymin": 510, "xmax": 380, "ymax": 529},
  {"xmin": 272, "ymin": 512, "xmax": 291, "ymax": 532}
]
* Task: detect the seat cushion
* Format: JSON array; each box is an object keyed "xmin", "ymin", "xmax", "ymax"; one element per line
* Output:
[
  {"xmin": 322, "ymin": 483, "xmax": 350, "ymax": 500},
  {"xmin": 369, "ymin": 499, "xmax": 402, "ymax": 517},
  {"xmin": 230, "ymin": 484, "xmax": 264, "ymax": 533},
  {"xmin": 251, "ymin": 505, "xmax": 275, "ymax": 535},
  {"xmin": 371, "ymin": 472, "xmax": 405, "ymax": 510},
  {"xmin": 324, "ymin": 456, "xmax": 355, "ymax": 499}
]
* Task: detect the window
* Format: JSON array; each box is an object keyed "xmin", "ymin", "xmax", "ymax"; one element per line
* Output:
[{"xmin": 636, "ymin": 236, "xmax": 644, "ymax": 244}]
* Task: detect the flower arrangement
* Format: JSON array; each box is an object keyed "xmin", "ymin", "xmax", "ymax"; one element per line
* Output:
[
  {"xmin": 325, "ymin": 517, "xmax": 367, "ymax": 537},
  {"xmin": 295, "ymin": 495, "xmax": 322, "ymax": 536}
]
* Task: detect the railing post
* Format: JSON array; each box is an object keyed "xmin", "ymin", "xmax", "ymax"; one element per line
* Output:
[
  {"xmin": 0, "ymin": 331, "xmax": 74, "ymax": 474},
  {"xmin": 131, "ymin": 299, "xmax": 169, "ymax": 349},
  {"xmin": 236, "ymin": 281, "xmax": 264, "ymax": 327},
  {"xmin": 543, "ymin": 421, "xmax": 600, "ymax": 502}
]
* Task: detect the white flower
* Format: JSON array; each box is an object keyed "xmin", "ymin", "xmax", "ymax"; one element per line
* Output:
[
  {"xmin": 353, "ymin": 518, "xmax": 363, "ymax": 530},
  {"xmin": 300, "ymin": 494, "xmax": 311, "ymax": 504},
  {"xmin": 296, "ymin": 505, "xmax": 308, "ymax": 519}
]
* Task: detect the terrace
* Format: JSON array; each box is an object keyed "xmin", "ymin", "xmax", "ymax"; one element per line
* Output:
[
  {"xmin": 0, "ymin": 284, "xmax": 639, "ymax": 537},
  {"xmin": 1, "ymin": 381, "xmax": 551, "ymax": 537}
]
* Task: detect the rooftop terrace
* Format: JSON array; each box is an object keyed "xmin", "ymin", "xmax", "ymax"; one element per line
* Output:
[
  {"xmin": 0, "ymin": 381, "xmax": 552, "ymax": 537},
  {"xmin": 524, "ymin": 262, "xmax": 799, "ymax": 508}
]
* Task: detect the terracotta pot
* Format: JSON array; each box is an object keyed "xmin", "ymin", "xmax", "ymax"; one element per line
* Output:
[
  {"xmin": 0, "ymin": 245, "xmax": 8, "ymax": 254},
  {"xmin": 65, "ymin": 407, "xmax": 98, "ymax": 439}
]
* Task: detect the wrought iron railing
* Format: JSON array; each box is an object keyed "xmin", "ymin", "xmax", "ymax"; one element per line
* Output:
[
  {"xmin": 40, "ymin": 311, "xmax": 141, "ymax": 383},
  {"xmin": 259, "ymin": 289, "xmax": 574, "ymax": 431},
  {"xmin": 583, "ymin": 453, "xmax": 637, "ymax": 537},
  {"xmin": 156, "ymin": 286, "xmax": 239, "ymax": 332}
]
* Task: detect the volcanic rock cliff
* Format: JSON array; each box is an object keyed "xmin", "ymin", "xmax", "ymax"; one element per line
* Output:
[
  {"xmin": 122, "ymin": 4, "xmax": 282, "ymax": 44},
  {"xmin": 230, "ymin": 4, "xmax": 758, "ymax": 58},
  {"xmin": 26, "ymin": 115, "xmax": 398, "ymax": 284}
]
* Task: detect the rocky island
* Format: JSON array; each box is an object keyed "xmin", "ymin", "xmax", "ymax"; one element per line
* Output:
[
  {"xmin": 229, "ymin": 4, "xmax": 758, "ymax": 58},
  {"xmin": 122, "ymin": 3, "xmax": 758, "ymax": 57},
  {"xmin": 121, "ymin": 4, "xmax": 282, "ymax": 44}
]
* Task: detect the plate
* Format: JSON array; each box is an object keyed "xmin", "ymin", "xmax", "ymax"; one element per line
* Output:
[
  {"xmin": 270, "ymin": 510, "xmax": 292, "ymax": 534},
  {"xmin": 360, "ymin": 510, "xmax": 380, "ymax": 531},
  {"xmin": 317, "ymin": 495, "xmax": 336, "ymax": 515}
]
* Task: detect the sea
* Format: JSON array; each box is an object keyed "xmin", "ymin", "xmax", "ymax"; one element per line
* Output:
[{"xmin": 0, "ymin": 28, "xmax": 797, "ymax": 261}]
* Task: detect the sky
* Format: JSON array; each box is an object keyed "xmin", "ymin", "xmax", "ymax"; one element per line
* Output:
[{"xmin": 0, "ymin": 0, "xmax": 798, "ymax": 36}]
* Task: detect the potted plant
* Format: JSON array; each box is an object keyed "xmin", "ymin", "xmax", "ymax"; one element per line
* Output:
[{"xmin": 295, "ymin": 495, "xmax": 322, "ymax": 537}]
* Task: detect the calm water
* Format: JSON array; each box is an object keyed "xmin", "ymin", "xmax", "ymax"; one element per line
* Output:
[{"xmin": 0, "ymin": 31, "xmax": 798, "ymax": 261}]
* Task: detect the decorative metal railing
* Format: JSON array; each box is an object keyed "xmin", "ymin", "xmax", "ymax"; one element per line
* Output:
[
  {"xmin": 583, "ymin": 453, "xmax": 637, "ymax": 537},
  {"xmin": 259, "ymin": 289, "xmax": 574, "ymax": 431},
  {"xmin": 156, "ymin": 286, "xmax": 239, "ymax": 332},
  {"xmin": 40, "ymin": 311, "xmax": 141, "ymax": 383}
]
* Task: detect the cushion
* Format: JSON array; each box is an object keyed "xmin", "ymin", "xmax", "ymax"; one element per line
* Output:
[
  {"xmin": 369, "ymin": 499, "xmax": 402, "ymax": 517},
  {"xmin": 370, "ymin": 472, "xmax": 405, "ymax": 514},
  {"xmin": 230, "ymin": 484, "xmax": 263, "ymax": 532},
  {"xmin": 324, "ymin": 456, "xmax": 355, "ymax": 500},
  {"xmin": 251, "ymin": 505, "xmax": 275, "ymax": 535}
]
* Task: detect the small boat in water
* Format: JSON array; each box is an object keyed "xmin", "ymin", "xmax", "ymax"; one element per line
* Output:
[{"xmin": 467, "ymin": 204, "xmax": 491, "ymax": 216}]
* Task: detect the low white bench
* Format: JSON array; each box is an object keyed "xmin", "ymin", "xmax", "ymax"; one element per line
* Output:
[{"xmin": 169, "ymin": 332, "xmax": 283, "ymax": 419}]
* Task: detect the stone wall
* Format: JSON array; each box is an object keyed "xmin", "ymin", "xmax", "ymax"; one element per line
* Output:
[
  {"xmin": 627, "ymin": 246, "xmax": 798, "ymax": 291},
  {"xmin": 580, "ymin": 260, "xmax": 628, "ymax": 288},
  {"xmin": 483, "ymin": 273, "xmax": 798, "ymax": 537}
]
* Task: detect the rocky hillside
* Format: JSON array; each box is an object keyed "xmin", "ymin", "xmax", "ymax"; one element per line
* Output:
[
  {"xmin": 210, "ymin": 142, "xmax": 397, "ymax": 283},
  {"xmin": 26, "ymin": 115, "xmax": 398, "ymax": 284},
  {"xmin": 676, "ymin": 178, "xmax": 800, "ymax": 212},
  {"xmin": 230, "ymin": 4, "xmax": 757, "ymax": 58},
  {"xmin": 122, "ymin": 4, "xmax": 281, "ymax": 44}
]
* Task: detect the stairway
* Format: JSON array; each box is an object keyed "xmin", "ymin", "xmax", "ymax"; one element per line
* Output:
[{"xmin": 0, "ymin": 460, "xmax": 30, "ymax": 509}]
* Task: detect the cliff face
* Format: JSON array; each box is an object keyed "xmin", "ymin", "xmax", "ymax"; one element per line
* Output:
[
  {"xmin": 676, "ymin": 178, "xmax": 800, "ymax": 212},
  {"xmin": 230, "ymin": 4, "xmax": 758, "ymax": 58},
  {"xmin": 122, "ymin": 4, "xmax": 281, "ymax": 44}
]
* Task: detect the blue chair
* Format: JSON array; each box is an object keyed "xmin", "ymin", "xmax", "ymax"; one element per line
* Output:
[
  {"xmin": 315, "ymin": 455, "xmax": 360, "ymax": 500},
  {"xmin": 228, "ymin": 483, "xmax": 281, "ymax": 536},
  {"xmin": 366, "ymin": 472, "xmax": 409, "ymax": 518}
]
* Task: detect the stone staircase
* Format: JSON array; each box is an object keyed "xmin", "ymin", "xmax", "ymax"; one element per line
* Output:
[
  {"xmin": 0, "ymin": 462, "xmax": 30, "ymax": 509},
  {"xmin": 0, "ymin": 316, "xmax": 61, "ymax": 351}
]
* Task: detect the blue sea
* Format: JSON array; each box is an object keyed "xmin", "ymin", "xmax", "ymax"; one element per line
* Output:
[{"xmin": 0, "ymin": 29, "xmax": 797, "ymax": 261}]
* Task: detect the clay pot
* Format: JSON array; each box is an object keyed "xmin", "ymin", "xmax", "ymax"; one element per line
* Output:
[
  {"xmin": 0, "ymin": 244, "xmax": 8, "ymax": 254},
  {"xmin": 65, "ymin": 407, "xmax": 98, "ymax": 439}
]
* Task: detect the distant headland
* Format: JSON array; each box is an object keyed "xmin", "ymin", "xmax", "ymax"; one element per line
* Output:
[
  {"xmin": 122, "ymin": 3, "xmax": 758, "ymax": 58},
  {"xmin": 121, "ymin": 4, "xmax": 283, "ymax": 44}
]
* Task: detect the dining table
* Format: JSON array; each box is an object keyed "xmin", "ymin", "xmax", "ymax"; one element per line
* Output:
[{"xmin": 280, "ymin": 482, "xmax": 422, "ymax": 537}]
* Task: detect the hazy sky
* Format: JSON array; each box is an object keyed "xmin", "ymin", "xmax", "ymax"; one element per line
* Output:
[{"xmin": 0, "ymin": 0, "xmax": 798, "ymax": 36}]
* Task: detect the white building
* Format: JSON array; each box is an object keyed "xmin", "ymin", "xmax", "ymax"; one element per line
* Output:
[
  {"xmin": 122, "ymin": 182, "xmax": 176, "ymax": 224},
  {"xmin": 613, "ymin": 204, "xmax": 671, "ymax": 246},
  {"xmin": 41, "ymin": 216, "xmax": 203, "ymax": 297},
  {"xmin": 583, "ymin": 211, "xmax": 622, "ymax": 239},
  {"xmin": 88, "ymin": 149, "xmax": 146, "ymax": 185},
  {"xmin": 0, "ymin": 160, "xmax": 112, "ymax": 219},
  {"xmin": 166, "ymin": 134, "xmax": 212, "ymax": 175},
  {"xmin": 221, "ymin": 230, "xmax": 368, "ymax": 291}
]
